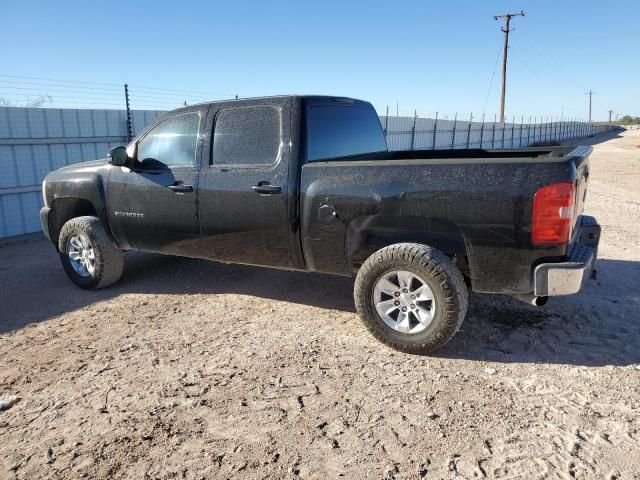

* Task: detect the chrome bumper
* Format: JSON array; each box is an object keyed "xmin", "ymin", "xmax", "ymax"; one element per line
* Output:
[{"xmin": 533, "ymin": 216, "xmax": 600, "ymax": 296}]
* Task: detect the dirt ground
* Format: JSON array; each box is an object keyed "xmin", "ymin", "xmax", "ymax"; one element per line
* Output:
[{"xmin": 1, "ymin": 129, "xmax": 639, "ymax": 479}]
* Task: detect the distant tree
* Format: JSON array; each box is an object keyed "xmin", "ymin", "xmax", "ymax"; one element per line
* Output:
[{"xmin": 620, "ymin": 115, "xmax": 640, "ymax": 125}]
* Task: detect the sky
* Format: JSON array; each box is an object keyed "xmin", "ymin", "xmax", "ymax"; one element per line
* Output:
[{"xmin": 1, "ymin": 0, "xmax": 638, "ymax": 120}]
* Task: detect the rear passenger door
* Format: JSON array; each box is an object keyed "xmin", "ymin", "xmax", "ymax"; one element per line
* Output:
[{"xmin": 197, "ymin": 98, "xmax": 294, "ymax": 268}]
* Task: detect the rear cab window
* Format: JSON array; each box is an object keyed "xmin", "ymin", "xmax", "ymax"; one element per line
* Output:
[{"xmin": 305, "ymin": 98, "xmax": 387, "ymax": 162}]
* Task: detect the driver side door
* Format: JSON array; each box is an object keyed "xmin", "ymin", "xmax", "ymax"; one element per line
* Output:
[{"xmin": 107, "ymin": 109, "xmax": 205, "ymax": 256}]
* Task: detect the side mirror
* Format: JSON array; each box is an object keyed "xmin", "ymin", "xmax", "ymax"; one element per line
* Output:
[{"xmin": 107, "ymin": 146, "xmax": 131, "ymax": 167}]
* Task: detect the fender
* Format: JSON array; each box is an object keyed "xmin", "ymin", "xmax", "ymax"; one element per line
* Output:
[
  {"xmin": 346, "ymin": 215, "xmax": 467, "ymax": 271},
  {"xmin": 42, "ymin": 160, "xmax": 113, "ymax": 248}
]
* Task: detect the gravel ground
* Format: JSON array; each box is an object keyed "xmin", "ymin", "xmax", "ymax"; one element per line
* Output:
[{"xmin": 1, "ymin": 129, "xmax": 639, "ymax": 479}]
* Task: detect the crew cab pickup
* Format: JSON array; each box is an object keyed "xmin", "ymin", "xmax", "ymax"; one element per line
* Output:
[{"xmin": 41, "ymin": 95, "xmax": 600, "ymax": 353}]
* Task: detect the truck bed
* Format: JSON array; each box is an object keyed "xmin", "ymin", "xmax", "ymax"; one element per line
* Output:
[
  {"xmin": 299, "ymin": 146, "xmax": 591, "ymax": 293},
  {"xmin": 306, "ymin": 146, "xmax": 588, "ymax": 164}
]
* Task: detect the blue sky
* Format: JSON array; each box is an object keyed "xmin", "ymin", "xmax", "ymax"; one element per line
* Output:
[{"xmin": 1, "ymin": 0, "xmax": 637, "ymax": 120}]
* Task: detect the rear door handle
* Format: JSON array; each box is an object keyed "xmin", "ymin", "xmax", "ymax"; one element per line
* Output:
[
  {"xmin": 251, "ymin": 184, "xmax": 282, "ymax": 195},
  {"xmin": 168, "ymin": 183, "xmax": 193, "ymax": 193}
]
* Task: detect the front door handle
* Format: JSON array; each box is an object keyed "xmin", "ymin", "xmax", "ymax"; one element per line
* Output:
[
  {"xmin": 251, "ymin": 183, "xmax": 282, "ymax": 195},
  {"xmin": 168, "ymin": 183, "xmax": 193, "ymax": 193}
]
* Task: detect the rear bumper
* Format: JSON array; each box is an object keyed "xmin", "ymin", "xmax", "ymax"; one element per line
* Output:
[
  {"xmin": 533, "ymin": 216, "xmax": 600, "ymax": 296},
  {"xmin": 40, "ymin": 207, "xmax": 52, "ymax": 241}
]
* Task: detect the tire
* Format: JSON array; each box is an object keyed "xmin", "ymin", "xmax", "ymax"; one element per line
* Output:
[
  {"xmin": 354, "ymin": 243, "xmax": 468, "ymax": 354},
  {"xmin": 57, "ymin": 216, "xmax": 124, "ymax": 289}
]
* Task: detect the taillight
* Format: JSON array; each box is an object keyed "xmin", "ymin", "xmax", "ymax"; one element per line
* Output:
[{"xmin": 531, "ymin": 182, "xmax": 575, "ymax": 245}]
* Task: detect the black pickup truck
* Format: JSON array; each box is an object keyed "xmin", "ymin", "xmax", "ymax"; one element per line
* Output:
[{"xmin": 40, "ymin": 95, "xmax": 600, "ymax": 353}]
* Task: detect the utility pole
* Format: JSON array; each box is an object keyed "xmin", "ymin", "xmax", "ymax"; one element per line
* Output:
[
  {"xmin": 585, "ymin": 90, "xmax": 596, "ymax": 123},
  {"xmin": 608, "ymin": 109, "xmax": 613, "ymax": 124},
  {"xmin": 493, "ymin": 10, "xmax": 524, "ymax": 123}
]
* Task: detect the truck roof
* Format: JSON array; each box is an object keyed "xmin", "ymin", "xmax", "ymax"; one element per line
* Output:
[{"xmin": 166, "ymin": 95, "xmax": 373, "ymax": 113}]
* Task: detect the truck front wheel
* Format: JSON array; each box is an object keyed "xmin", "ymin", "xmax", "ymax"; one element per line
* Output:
[
  {"xmin": 57, "ymin": 216, "xmax": 124, "ymax": 289},
  {"xmin": 354, "ymin": 243, "xmax": 468, "ymax": 354}
]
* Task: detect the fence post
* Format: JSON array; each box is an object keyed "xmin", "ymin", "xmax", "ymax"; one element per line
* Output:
[
  {"xmin": 544, "ymin": 116, "xmax": 549, "ymax": 143},
  {"xmin": 576, "ymin": 118, "xmax": 580, "ymax": 138},
  {"xmin": 466, "ymin": 113, "xmax": 473, "ymax": 149},
  {"xmin": 451, "ymin": 113, "xmax": 458, "ymax": 149},
  {"xmin": 527, "ymin": 116, "xmax": 531, "ymax": 146},
  {"xmin": 501, "ymin": 119, "xmax": 505, "ymax": 148},
  {"xmin": 540, "ymin": 117, "xmax": 544, "ymax": 143},
  {"xmin": 558, "ymin": 116, "xmax": 562, "ymax": 141},
  {"xmin": 124, "ymin": 83, "xmax": 133, "ymax": 141},
  {"xmin": 568, "ymin": 118, "xmax": 577, "ymax": 138},
  {"xmin": 479, "ymin": 114, "xmax": 485, "ymax": 149},
  {"xmin": 559, "ymin": 117, "xmax": 563, "ymax": 141},
  {"xmin": 410, "ymin": 110, "xmax": 417, "ymax": 150},
  {"xmin": 491, "ymin": 114, "xmax": 496, "ymax": 148},
  {"xmin": 519, "ymin": 116, "xmax": 524, "ymax": 147},
  {"xmin": 383, "ymin": 105, "xmax": 389, "ymax": 141},
  {"xmin": 511, "ymin": 115, "xmax": 516, "ymax": 148},
  {"xmin": 432, "ymin": 112, "xmax": 438, "ymax": 150},
  {"xmin": 577, "ymin": 118, "xmax": 580, "ymax": 138}
]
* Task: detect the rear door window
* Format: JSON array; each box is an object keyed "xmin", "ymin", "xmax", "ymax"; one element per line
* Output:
[{"xmin": 212, "ymin": 106, "xmax": 282, "ymax": 167}]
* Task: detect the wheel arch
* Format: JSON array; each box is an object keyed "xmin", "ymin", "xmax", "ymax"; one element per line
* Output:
[
  {"xmin": 48, "ymin": 197, "xmax": 105, "ymax": 250},
  {"xmin": 346, "ymin": 215, "xmax": 468, "ymax": 272}
]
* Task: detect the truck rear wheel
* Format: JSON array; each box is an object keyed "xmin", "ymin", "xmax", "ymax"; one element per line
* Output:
[
  {"xmin": 57, "ymin": 216, "xmax": 124, "ymax": 289},
  {"xmin": 354, "ymin": 243, "xmax": 468, "ymax": 354}
]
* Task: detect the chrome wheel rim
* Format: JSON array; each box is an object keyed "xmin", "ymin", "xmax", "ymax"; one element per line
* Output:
[
  {"xmin": 67, "ymin": 233, "xmax": 95, "ymax": 277},
  {"xmin": 373, "ymin": 270, "xmax": 436, "ymax": 334}
]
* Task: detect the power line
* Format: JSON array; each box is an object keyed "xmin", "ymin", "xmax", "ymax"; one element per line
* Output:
[
  {"xmin": 0, "ymin": 79, "xmax": 122, "ymax": 92},
  {"xmin": 0, "ymin": 73, "xmax": 121, "ymax": 87},
  {"xmin": 482, "ymin": 39, "xmax": 504, "ymax": 116},
  {"xmin": 0, "ymin": 73, "xmax": 237, "ymax": 99},
  {"xmin": 493, "ymin": 10, "xmax": 525, "ymax": 123}
]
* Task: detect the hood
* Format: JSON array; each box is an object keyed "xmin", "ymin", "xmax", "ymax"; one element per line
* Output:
[{"xmin": 45, "ymin": 158, "xmax": 109, "ymax": 182}]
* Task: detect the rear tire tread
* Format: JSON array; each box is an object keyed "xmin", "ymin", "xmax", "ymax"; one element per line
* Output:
[{"xmin": 354, "ymin": 243, "xmax": 468, "ymax": 354}]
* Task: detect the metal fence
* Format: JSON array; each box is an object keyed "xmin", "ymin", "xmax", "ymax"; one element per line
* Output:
[
  {"xmin": 0, "ymin": 107, "xmax": 163, "ymax": 239},
  {"xmin": 0, "ymin": 106, "xmax": 619, "ymax": 241},
  {"xmin": 380, "ymin": 113, "xmax": 615, "ymax": 151}
]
